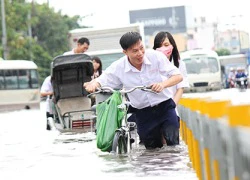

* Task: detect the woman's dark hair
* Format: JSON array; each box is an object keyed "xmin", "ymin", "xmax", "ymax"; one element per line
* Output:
[
  {"xmin": 120, "ymin": 31, "xmax": 142, "ymax": 50},
  {"xmin": 92, "ymin": 56, "xmax": 102, "ymax": 75},
  {"xmin": 153, "ymin": 31, "xmax": 180, "ymax": 68}
]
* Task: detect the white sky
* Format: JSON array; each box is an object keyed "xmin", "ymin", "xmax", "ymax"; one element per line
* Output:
[{"xmin": 35, "ymin": 0, "xmax": 250, "ymax": 32}]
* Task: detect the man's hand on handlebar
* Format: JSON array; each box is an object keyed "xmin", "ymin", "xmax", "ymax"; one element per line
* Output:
[
  {"xmin": 150, "ymin": 82, "xmax": 164, "ymax": 93},
  {"xmin": 83, "ymin": 80, "xmax": 100, "ymax": 93}
]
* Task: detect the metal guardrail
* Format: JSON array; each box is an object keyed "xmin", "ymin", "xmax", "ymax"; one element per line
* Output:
[{"xmin": 178, "ymin": 97, "xmax": 250, "ymax": 180}]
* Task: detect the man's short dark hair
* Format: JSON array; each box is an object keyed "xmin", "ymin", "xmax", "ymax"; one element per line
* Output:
[
  {"xmin": 78, "ymin": 37, "xmax": 90, "ymax": 45},
  {"xmin": 119, "ymin": 32, "xmax": 142, "ymax": 50}
]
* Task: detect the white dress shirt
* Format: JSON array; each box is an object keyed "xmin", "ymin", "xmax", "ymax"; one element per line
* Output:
[
  {"xmin": 168, "ymin": 60, "xmax": 189, "ymax": 96},
  {"xmin": 96, "ymin": 49, "xmax": 181, "ymax": 109},
  {"xmin": 168, "ymin": 60, "xmax": 189, "ymax": 116},
  {"xmin": 40, "ymin": 76, "xmax": 53, "ymax": 113},
  {"xmin": 63, "ymin": 49, "xmax": 74, "ymax": 55}
]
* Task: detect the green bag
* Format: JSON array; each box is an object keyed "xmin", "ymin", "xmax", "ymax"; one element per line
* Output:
[{"xmin": 96, "ymin": 91, "xmax": 125, "ymax": 152}]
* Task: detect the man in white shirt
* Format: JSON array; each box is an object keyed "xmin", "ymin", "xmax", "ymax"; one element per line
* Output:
[
  {"xmin": 84, "ymin": 32, "xmax": 183, "ymax": 149},
  {"xmin": 63, "ymin": 37, "xmax": 90, "ymax": 55},
  {"xmin": 40, "ymin": 75, "xmax": 53, "ymax": 130}
]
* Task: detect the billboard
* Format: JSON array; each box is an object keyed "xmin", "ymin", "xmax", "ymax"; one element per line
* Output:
[{"xmin": 129, "ymin": 6, "xmax": 189, "ymax": 36}]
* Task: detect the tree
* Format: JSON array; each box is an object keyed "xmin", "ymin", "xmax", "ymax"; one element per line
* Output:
[
  {"xmin": 31, "ymin": 4, "xmax": 81, "ymax": 57},
  {"xmin": 0, "ymin": 1, "xmax": 83, "ymax": 84},
  {"xmin": 216, "ymin": 48, "xmax": 231, "ymax": 56}
]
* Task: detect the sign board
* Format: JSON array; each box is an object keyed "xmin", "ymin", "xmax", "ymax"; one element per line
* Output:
[{"xmin": 129, "ymin": 6, "xmax": 189, "ymax": 35}]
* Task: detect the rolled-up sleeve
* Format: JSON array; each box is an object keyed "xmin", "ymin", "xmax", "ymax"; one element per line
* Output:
[
  {"xmin": 41, "ymin": 76, "xmax": 52, "ymax": 93},
  {"xmin": 156, "ymin": 51, "xmax": 181, "ymax": 78},
  {"xmin": 96, "ymin": 62, "xmax": 122, "ymax": 89}
]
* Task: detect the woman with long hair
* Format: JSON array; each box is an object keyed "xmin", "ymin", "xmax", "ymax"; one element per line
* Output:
[
  {"xmin": 90, "ymin": 56, "xmax": 103, "ymax": 106},
  {"xmin": 153, "ymin": 31, "xmax": 189, "ymax": 145},
  {"xmin": 92, "ymin": 56, "xmax": 102, "ymax": 79}
]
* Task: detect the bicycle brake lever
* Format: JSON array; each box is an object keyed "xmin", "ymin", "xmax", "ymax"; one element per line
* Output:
[
  {"xmin": 87, "ymin": 89, "xmax": 102, "ymax": 97},
  {"xmin": 141, "ymin": 88, "xmax": 158, "ymax": 94}
]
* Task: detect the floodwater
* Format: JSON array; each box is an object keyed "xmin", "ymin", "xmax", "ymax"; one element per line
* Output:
[{"xmin": 0, "ymin": 102, "xmax": 197, "ymax": 180}]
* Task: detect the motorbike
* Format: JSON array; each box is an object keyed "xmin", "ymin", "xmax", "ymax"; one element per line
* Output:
[{"xmin": 235, "ymin": 77, "xmax": 248, "ymax": 91}]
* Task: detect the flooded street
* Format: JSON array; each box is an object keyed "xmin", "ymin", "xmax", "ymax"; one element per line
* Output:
[{"xmin": 0, "ymin": 102, "xmax": 197, "ymax": 180}]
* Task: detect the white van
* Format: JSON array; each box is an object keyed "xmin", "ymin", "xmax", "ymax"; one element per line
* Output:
[{"xmin": 181, "ymin": 49, "xmax": 222, "ymax": 92}]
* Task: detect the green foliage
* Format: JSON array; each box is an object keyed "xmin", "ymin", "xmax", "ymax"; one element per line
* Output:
[
  {"xmin": 0, "ymin": 1, "xmax": 82, "ymax": 84},
  {"xmin": 216, "ymin": 48, "xmax": 231, "ymax": 56},
  {"xmin": 31, "ymin": 4, "xmax": 80, "ymax": 57},
  {"xmin": 0, "ymin": 46, "xmax": 2, "ymax": 57}
]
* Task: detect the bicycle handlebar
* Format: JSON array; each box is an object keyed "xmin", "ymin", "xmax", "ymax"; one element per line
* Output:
[
  {"xmin": 103, "ymin": 86, "xmax": 155, "ymax": 94},
  {"xmin": 235, "ymin": 77, "xmax": 248, "ymax": 81},
  {"xmin": 87, "ymin": 85, "xmax": 157, "ymax": 97}
]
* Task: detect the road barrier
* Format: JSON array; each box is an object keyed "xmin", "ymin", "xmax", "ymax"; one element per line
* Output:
[{"xmin": 178, "ymin": 97, "xmax": 250, "ymax": 180}]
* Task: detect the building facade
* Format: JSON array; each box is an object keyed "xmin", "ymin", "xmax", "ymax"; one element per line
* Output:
[
  {"xmin": 129, "ymin": 6, "xmax": 194, "ymax": 51},
  {"xmin": 216, "ymin": 30, "xmax": 249, "ymax": 54}
]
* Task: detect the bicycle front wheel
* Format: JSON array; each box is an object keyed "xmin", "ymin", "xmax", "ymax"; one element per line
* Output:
[{"xmin": 111, "ymin": 130, "xmax": 127, "ymax": 154}]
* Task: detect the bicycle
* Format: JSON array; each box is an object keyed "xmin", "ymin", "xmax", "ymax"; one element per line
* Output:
[{"xmin": 90, "ymin": 86, "xmax": 156, "ymax": 154}]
